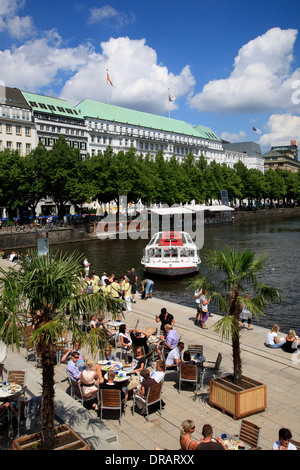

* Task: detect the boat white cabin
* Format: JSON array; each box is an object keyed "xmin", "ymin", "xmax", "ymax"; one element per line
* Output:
[{"xmin": 141, "ymin": 230, "xmax": 201, "ymax": 277}]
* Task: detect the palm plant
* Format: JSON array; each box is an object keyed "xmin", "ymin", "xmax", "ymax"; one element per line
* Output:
[
  {"xmin": 0, "ymin": 250, "xmax": 120, "ymax": 449},
  {"xmin": 185, "ymin": 247, "xmax": 281, "ymax": 383}
]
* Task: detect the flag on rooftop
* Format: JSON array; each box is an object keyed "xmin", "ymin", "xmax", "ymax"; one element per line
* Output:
[
  {"xmin": 169, "ymin": 92, "xmax": 176, "ymax": 102},
  {"xmin": 107, "ymin": 71, "xmax": 113, "ymax": 87},
  {"xmin": 252, "ymin": 126, "xmax": 261, "ymax": 134}
]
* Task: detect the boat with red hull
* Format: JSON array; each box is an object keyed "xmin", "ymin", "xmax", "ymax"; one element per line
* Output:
[{"xmin": 141, "ymin": 231, "xmax": 201, "ymax": 278}]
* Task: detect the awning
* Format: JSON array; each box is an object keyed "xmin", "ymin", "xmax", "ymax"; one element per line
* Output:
[
  {"xmin": 149, "ymin": 207, "xmax": 192, "ymax": 215},
  {"xmin": 184, "ymin": 204, "xmax": 235, "ymax": 212}
]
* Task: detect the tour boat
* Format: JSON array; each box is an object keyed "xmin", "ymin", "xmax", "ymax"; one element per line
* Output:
[{"xmin": 141, "ymin": 231, "xmax": 201, "ymax": 278}]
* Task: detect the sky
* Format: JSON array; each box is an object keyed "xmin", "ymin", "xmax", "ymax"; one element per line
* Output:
[{"xmin": 1, "ymin": 0, "xmax": 300, "ymax": 153}]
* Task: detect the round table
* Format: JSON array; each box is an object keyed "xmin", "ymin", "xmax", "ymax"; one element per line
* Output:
[
  {"xmin": 103, "ymin": 371, "xmax": 130, "ymax": 383},
  {"xmin": 107, "ymin": 321, "xmax": 124, "ymax": 330},
  {"xmin": 98, "ymin": 360, "xmax": 123, "ymax": 372},
  {"xmin": 0, "ymin": 383, "xmax": 22, "ymax": 402}
]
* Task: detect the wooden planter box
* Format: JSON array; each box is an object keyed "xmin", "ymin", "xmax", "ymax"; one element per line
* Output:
[
  {"xmin": 13, "ymin": 424, "xmax": 90, "ymax": 450},
  {"xmin": 209, "ymin": 375, "xmax": 267, "ymax": 420}
]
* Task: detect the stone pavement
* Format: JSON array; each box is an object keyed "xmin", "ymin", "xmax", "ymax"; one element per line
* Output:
[{"xmin": 2, "ymin": 290, "xmax": 300, "ymax": 451}]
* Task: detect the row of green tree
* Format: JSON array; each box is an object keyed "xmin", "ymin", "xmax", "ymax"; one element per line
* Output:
[{"xmin": 0, "ymin": 136, "xmax": 300, "ymax": 219}]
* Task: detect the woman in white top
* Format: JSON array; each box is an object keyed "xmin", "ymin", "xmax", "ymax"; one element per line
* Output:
[
  {"xmin": 272, "ymin": 428, "xmax": 297, "ymax": 450},
  {"xmin": 118, "ymin": 324, "xmax": 132, "ymax": 350},
  {"xmin": 265, "ymin": 325, "xmax": 285, "ymax": 349}
]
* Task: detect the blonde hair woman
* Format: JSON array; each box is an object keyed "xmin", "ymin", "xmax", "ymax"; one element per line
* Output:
[
  {"xmin": 80, "ymin": 359, "xmax": 104, "ymax": 403},
  {"xmin": 179, "ymin": 420, "xmax": 199, "ymax": 450},
  {"xmin": 265, "ymin": 325, "xmax": 285, "ymax": 349},
  {"xmin": 282, "ymin": 330, "xmax": 300, "ymax": 353}
]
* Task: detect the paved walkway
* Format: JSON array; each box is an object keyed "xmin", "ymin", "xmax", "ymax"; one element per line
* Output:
[{"xmin": 2, "ymin": 288, "xmax": 300, "ymax": 451}]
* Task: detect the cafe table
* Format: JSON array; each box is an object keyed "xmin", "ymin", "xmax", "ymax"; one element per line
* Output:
[
  {"xmin": 98, "ymin": 360, "xmax": 123, "ymax": 372},
  {"xmin": 107, "ymin": 320, "xmax": 125, "ymax": 330},
  {"xmin": 215, "ymin": 433, "xmax": 249, "ymax": 450},
  {"xmin": 103, "ymin": 371, "xmax": 130, "ymax": 383},
  {"xmin": 0, "ymin": 382, "xmax": 23, "ymax": 402}
]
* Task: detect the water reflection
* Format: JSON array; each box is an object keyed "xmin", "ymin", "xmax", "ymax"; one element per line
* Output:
[{"xmin": 52, "ymin": 215, "xmax": 300, "ymax": 334}]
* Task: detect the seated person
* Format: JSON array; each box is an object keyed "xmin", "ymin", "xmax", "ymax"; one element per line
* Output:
[
  {"xmin": 150, "ymin": 360, "xmax": 165, "ymax": 383},
  {"xmin": 181, "ymin": 350, "xmax": 195, "ymax": 365},
  {"xmin": 80, "ymin": 359, "xmax": 104, "ymax": 408},
  {"xmin": 67, "ymin": 351, "xmax": 83, "ymax": 382},
  {"xmin": 118, "ymin": 324, "xmax": 132, "ymax": 350},
  {"xmin": 282, "ymin": 330, "xmax": 300, "ymax": 353},
  {"xmin": 99, "ymin": 344, "xmax": 117, "ymax": 362},
  {"xmin": 138, "ymin": 368, "xmax": 157, "ymax": 397},
  {"xmin": 180, "ymin": 420, "xmax": 199, "ymax": 451},
  {"xmin": 123, "ymin": 347, "xmax": 146, "ymax": 375},
  {"xmin": 196, "ymin": 424, "xmax": 226, "ymax": 450},
  {"xmin": 156, "ymin": 324, "xmax": 178, "ymax": 357},
  {"xmin": 272, "ymin": 428, "xmax": 297, "ymax": 450},
  {"xmin": 100, "ymin": 370, "xmax": 128, "ymax": 403},
  {"xmin": 129, "ymin": 328, "xmax": 157, "ymax": 357},
  {"xmin": 61, "ymin": 342, "xmax": 86, "ymax": 371},
  {"xmin": 165, "ymin": 342, "xmax": 185, "ymax": 368}
]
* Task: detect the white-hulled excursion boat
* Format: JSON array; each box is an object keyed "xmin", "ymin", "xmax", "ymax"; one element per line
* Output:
[{"xmin": 141, "ymin": 231, "xmax": 201, "ymax": 278}]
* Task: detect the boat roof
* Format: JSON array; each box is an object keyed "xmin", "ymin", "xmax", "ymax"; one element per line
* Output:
[{"xmin": 158, "ymin": 231, "xmax": 183, "ymax": 246}]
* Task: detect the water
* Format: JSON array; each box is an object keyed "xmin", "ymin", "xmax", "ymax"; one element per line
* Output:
[{"xmin": 52, "ymin": 215, "xmax": 300, "ymax": 334}]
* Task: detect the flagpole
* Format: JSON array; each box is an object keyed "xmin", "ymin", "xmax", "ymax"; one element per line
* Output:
[
  {"xmin": 168, "ymin": 88, "xmax": 170, "ymax": 118},
  {"xmin": 106, "ymin": 69, "xmax": 109, "ymax": 105}
]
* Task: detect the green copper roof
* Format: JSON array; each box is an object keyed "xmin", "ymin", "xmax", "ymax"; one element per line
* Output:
[
  {"xmin": 21, "ymin": 91, "xmax": 83, "ymax": 120},
  {"xmin": 75, "ymin": 99, "xmax": 221, "ymax": 141}
]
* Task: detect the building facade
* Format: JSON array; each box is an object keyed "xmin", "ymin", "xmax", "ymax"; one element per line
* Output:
[
  {"xmin": 222, "ymin": 141, "xmax": 264, "ymax": 172},
  {"xmin": 0, "ymin": 86, "xmax": 35, "ymax": 156}
]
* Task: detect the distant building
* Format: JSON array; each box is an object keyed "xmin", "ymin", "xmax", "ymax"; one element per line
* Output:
[
  {"xmin": 20, "ymin": 90, "xmax": 88, "ymax": 158},
  {"xmin": 222, "ymin": 141, "xmax": 264, "ymax": 172},
  {"xmin": 263, "ymin": 141, "xmax": 300, "ymax": 173},
  {"xmin": 0, "ymin": 85, "xmax": 35, "ymax": 156}
]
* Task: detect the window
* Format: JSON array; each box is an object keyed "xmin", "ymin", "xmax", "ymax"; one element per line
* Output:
[
  {"xmin": 25, "ymin": 127, "xmax": 31, "ymax": 137},
  {"xmin": 26, "ymin": 143, "xmax": 31, "ymax": 154},
  {"xmin": 16, "ymin": 126, "xmax": 22, "ymax": 135},
  {"xmin": 17, "ymin": 142, "xmax": 22, "ymax": 153},
  {"xmin": 6, "ymin": 141, "xmax": 12, "ymax": 149},
  {"xmin": 6, "ymin": 124, "xmax": 12, "ymax": 134}
]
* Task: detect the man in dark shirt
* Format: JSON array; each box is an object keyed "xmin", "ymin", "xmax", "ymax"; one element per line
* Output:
[
  {"xmin": 126, "ymin": 268, "xmax": 138, "ymax": 303},
  {"xmin": 196, "ymin": 424, "xmax": 226, "ymax": 450},
  {"xmin": 155, "ymin": 308, "xmax": 175, "ymax": 334}
]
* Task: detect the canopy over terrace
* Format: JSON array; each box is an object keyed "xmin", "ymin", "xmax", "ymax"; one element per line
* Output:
[{"xmin": 149, "ymin": 205, "xmax": 235, "ymax": 215}]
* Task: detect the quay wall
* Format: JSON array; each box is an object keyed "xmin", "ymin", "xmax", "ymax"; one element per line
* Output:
[{"xmin": 0, "ymin": 207, "xmax": 299, "ymax": 251}]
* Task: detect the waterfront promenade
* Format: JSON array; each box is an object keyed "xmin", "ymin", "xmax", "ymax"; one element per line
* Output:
[{"xmin": 1, "ymin": 257, "xmax": 300, "ymax": 451}]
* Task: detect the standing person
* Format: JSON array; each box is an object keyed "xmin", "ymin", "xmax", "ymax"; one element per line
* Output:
[
  {"xmin": 196, "ymin": 424, "xmax": 226, "ymax": 450},
  {"xmin": 121, "ymin": 276, "xmax": 132, "ymax": 312},
  {"xmin": 194, "ymin": 287, "xmax": 202, "ymax": 325},
  {"xmin": 179, "ymin": 420, "xmax": 199, "ymax": 451},
  {"xmin": 110, "ymin": 275, "xmax": 121, "ymax": 300},
  {"xmin": 90, "ymin": 271, "xmax": 101, "ymax": 293},
  {"xmin": 239, "ymin": 294, "xmax": 253, "ymax": 330},
  {"xmin": 199, "ymin": 290, "xmax": 210, "ymax": 329},
  {"xmin": 101, "ymin": 272, "xmax": 108, "ymax": 286},
  {"xmin": 155, "ymin": 308, "xmax": 175, "ymax": 334},
  {"xmin": 126, "ymin": 268, "xmax": 138, "ymax": 303},
  {"xmin": 141, "ymin": 278, "xmax": 154, "ymax": 300},
  {"xmin": 83, "ymin": 257, "xmax": 90, "ymax": 277},
  {"xmin": 265, "ymin": 325, "xmax": 285, "ymax": 349}
]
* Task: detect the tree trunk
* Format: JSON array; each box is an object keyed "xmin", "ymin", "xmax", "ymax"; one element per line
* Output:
[
  {"xmin": 229, "ymin": 288, "xmax": 242, "ymax": 383},
  {"xmin": 40, "ymin": 341, "xmax": 56, "ymax": 450}
]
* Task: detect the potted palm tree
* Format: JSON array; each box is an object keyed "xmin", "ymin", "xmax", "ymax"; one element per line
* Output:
[
  {"xmin": 0, "ymin": 250, "xmax": 120, "ymax": 449},
  {"xmin": 186, "ymin": 246, "xmax": 281, "ymax": 419}
]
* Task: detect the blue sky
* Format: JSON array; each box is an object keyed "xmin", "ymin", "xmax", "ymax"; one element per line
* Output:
[{"xmin": 1, "ymin": 0, "xmax": 300, "ymax": 152}]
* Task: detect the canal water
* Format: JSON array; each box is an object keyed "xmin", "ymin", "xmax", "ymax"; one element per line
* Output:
[{"xmin": 52, "ymin": 215, "xmax": 300, "ymax": 335}]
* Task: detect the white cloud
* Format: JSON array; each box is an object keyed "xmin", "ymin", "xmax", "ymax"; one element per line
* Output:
[
  {"xmin": 0, "ymin": 0, "xmax": 35, "ymax": 38},
  {"xmin": 220, "ymin": 130, "xmax": 247, "ymax": 142},
  {"xmin": 259, "ymin": 113, "xmax": 300, "ymax": 149},
  {"xmin": 60, "ymin": 37, "xmax": 195, "ymax": 114},
  {"xmin": 189, "ymin": 28, "xmax": 300, "ymax": 115},
  {"xmin": 87, "ymin": 5, "xmax": 135, "ymax": 28}
]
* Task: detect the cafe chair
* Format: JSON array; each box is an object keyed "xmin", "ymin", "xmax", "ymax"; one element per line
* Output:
[
  {"xmin": 115, "ymin": 334, "xmax": 130, "ymax": 363},
  {"xmin": 68, "ymin": 377, "xmax": 98, "ymax": 407},
  {"xmin": 203, "ymin": 352, "xmax": 222, "ymax": 379},
  {"xmin": 290, "ymin": 439, "xmax": 300, "ymax": 450},
  {"xmin": 99, "ymin": 389, "xmax": 126, "ymax": 426},
  {"xmin": 10, "ymin": 395, "xmax": 42, "ymax": 437},
  {"xmin": 178, "ymin": 363, "xmax": 200, "ymax": 394},
  {"xmin": 187, "ymin": 344, "xmax": 204, "ymax": 356},
  {"xmin": 23, "ymin": 325, "xmax": 36, "ymax": 362},
  {"xmin": 132, "ymin": 381, "xmax": 163, "ymax": 421},
  {"xmin": 6, "ymin": 370, "xmax": 27, "ymax": 397},
  {"xmin": 237, "ymin": 419, "xmax": 262, "ymax": 449}
]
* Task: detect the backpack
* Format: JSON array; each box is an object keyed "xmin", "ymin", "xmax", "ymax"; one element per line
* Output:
[{"xmin": 86, "ymin": 282, "xmax": 94, "ymax": 294}]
